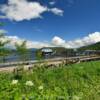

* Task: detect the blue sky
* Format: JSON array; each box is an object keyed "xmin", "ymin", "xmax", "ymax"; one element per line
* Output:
[{"xmin": 0, "ymin": 0, "xmax": 100, "ymax": 48}]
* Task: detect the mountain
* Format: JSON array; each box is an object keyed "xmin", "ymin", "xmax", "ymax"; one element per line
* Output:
[
  {"xmin": 79, "ymin": 42, "xmax": 100, "ymax": 51},
  {"xmin": 3, "ymin": 48, "xmax": 37, "ymax": 55}
]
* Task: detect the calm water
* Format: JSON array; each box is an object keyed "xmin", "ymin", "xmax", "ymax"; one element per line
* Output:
[
  {"xmin": 0, "ymin": 48, "xmax": 66, "ymax": 63},
  {"xmin": 8, "ymin": 54, "xmax": 35, "ymax": 62},
  {"xmin": 0, "ymin": 51, "xmax": 56, "ymax": 63},
  {"xmin": 0, "ymin": 50, "xmax": 37, "ymax": 63}
]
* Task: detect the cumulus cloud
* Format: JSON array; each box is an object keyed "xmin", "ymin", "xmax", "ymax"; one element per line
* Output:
[
  {"xmin": 0, "ymin": 29, "xmax": 53, "ymax": 48},
  {"xmin": 0, "ymin": 0, "xmax": 63, "ymax": 21},
  {"xmin": 1, "ymin": 30, "xmax": 100, "ymax": 49},
  {"xmin": 0, "ymin": 0, "xmax": 47, "ymax": 21},
  {"xmin": 26, "ymin": 41, "xmax": 52, "ymax": 49},
  {"xmin": 52, "ymin": 36, "xmax": 65, "ymax": 45},
  {"xmin": 52, "ymin": 32, "xmax": 100, "ymax": 48},
  {"xmin": 49, "ymin": 8, "xmax": 63, "ymax": 16},
  {"xmin": 67, "ymin": 32, "xmax": 100, "ymax": 48},
  {"xmin": 2, "ymin": 35, "xmax": 53, "ymax": 49},
  {"xmin": 58, "ymin": 32, "xmax": 100, "ymax": 48}
]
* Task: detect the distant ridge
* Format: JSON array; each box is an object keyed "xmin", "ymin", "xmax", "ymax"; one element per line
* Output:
[{"xmin": 79, "ymin": 42, "xmax": 100, "ymax": 50}]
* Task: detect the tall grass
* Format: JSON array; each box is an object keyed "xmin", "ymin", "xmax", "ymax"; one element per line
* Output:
[{"xmin": 0, "ymin": 61, "xmax": 100, "ymax": 100}]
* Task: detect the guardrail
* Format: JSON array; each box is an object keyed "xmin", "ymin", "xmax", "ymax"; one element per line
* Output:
[{"xmin": 0, "ymin": 56, "xmax": 100, "ymax": 68}]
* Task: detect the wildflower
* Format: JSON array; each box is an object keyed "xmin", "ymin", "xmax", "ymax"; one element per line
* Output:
[
  {"xmin": 25, "ymin": 81, "xmax": 34, "ymax": 86},
  {"xmin": 11, "ymin": 80, "xmax": 18, "ymax": 85},
  {"xmin": 38, "ymin": 85, "xmax": 43, "ymax": 90}
]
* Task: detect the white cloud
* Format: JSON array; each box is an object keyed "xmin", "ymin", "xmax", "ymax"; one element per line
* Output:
[
  {"xmin": 65, "ymin": 32, "xmax": 100, "ymax": 48},
  {"xmin": 52, "ymin": 32, "xmax": 100, "ymax": 48},
  {"xmin": 26, "ymin": 41, "xmax": 52, "ymax": 48},
  {"xmin": 1, "ymin": 30, "xmax": 100, "ymax": 49},
  {"xmin": 3, "ymin": 35, "xmax": 53, "ymax": 49},
  {"xmin": 52, "ymin": 36, "xmax": 65, "ymax": 45},
  {"xmin": 49, "ymin": 1, "xmax": 56, "ymax": 5},
  {"xmin": 0, "ymin": 0, "xmax": 47, "ymax": 21},
  {"xmin": 0, "ymin": 0, "xmax": 63, "ymax": 21},
  {"xmin": 50, "ymin": 8, "xmax": 63, "ymax": 16},
  {"xmin": 67, "ymin": 32, "xmax": 100, "ymax": 48}
]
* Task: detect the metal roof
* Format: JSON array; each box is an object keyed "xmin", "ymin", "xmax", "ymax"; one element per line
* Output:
[{"xmin": 41, "ymin": 48, "xmax": 53, "ymax": 52}]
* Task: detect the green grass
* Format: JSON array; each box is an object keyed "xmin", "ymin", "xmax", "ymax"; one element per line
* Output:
[{"xmin": 0, "ymin": 61, "xmax": 100, "ymax": 100}]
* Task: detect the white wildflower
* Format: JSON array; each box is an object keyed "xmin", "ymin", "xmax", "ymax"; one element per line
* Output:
[
  {"xmin": 38, "ymin": 85, "xmax": 43, "ymax": 90},
  {"xmin": 25, "ymin": 81, "xmax": 34, "ymax": 86},
  {"xmin": 11, "ymin": 80, "xmax": 18, "ymax": 85}
]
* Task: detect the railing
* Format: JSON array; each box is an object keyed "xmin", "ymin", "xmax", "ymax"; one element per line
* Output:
[{"xmin": 0, "ymin": 55, "xmax": 100, "ymax": 68}]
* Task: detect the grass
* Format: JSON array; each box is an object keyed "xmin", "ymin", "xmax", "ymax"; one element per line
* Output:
[{"xmin": 0, "ymin": 61, "xmax": 100, "ymax": 100}]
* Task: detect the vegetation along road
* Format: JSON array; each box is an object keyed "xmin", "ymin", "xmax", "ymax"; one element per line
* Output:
[{"xmin": 0, "ymin": 61, "xmax": 100, "ymax": 100}]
